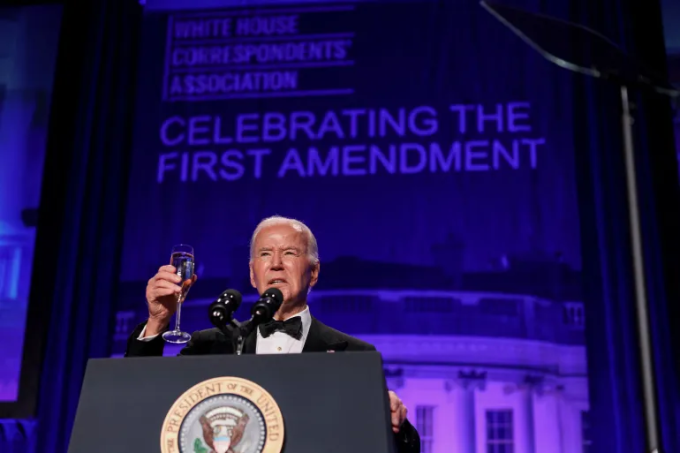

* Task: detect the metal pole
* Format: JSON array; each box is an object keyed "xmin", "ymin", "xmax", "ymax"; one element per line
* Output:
[{"xmin": 620, "ymin": 84, "xmax": 662, "ymax": 453}]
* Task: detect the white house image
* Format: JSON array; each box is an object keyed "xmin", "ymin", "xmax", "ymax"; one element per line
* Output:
[{"xmin": 113, "ymin": 287, "xmax": 590, "ymax": 453}]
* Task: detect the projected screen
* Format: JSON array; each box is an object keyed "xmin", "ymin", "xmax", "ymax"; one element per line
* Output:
[
  {"xmin": 0, "ymin": 5, "xmax": 62, "ymax": 403},
  {"xmin": 113, "ymin": 1, "xmax": 590, "ymax": 451}
]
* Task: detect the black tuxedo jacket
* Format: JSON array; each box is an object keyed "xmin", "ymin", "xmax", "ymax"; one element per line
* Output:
[{"xmin": 125, "ymin": 316, "xmax": 420, "ymax": 453}]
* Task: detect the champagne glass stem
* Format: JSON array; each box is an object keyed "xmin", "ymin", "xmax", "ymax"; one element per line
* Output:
[{"xmin": 174, "ymin": 293, "xmax": 184, "ymax": 333}]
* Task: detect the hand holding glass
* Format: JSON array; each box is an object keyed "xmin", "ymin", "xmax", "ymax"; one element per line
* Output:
[{"xmin": 162, "ymin": 244, "xmax": 195, "ymax": 344}]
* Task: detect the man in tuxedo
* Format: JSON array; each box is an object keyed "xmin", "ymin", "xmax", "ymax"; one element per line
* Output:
[{"xmin": 125, "ymin": 215, "xmax": 420, "ymax": 453}]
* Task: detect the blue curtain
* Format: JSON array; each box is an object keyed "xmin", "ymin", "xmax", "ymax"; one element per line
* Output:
[
  {"xmin": 0, "ymin": 420, "xmax": 37, "ymax": 453},
  {"xmin": 572, "ymin": 0, "xmax": 680, "ymax": 452},
  {"xmin": 0, "ymin": 0, "xmax": 141, "ymax": 452}
]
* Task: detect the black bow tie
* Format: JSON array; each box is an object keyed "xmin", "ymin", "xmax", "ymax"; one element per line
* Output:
[{"xmin": 258, "ymin": 316, "xmax": 303, "ymax": 340}]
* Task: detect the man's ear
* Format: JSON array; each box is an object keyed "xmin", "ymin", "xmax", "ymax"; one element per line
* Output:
[
  {"xmin": 249, "ymin": 261, "xmax": 257, "ymax": 289},
  {"xmin": 309, "ymin": 261, "xmax": 320, "ymax": 288}
]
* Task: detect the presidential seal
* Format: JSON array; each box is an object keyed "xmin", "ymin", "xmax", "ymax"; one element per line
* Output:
[{"xmin": 160, "ymin": 377, "xmax": 284, "ymax": 453}]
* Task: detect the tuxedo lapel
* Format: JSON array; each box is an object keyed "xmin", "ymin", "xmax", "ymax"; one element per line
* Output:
[
  {"xmin": 242, "ymin": 330, "xmax": 258, "ymax": 354},
  {"xmin": 302, "ymin": 317, "xmax": 348, "ymax": 353},
  {"xmin": 301, "ymin": 323, "xmax": 328, "ymax": 352}
]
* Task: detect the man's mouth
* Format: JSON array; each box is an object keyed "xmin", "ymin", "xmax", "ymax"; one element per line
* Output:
[{"xmin": 268, "ymin": 278, "xmax": 287, "ymax": 285}]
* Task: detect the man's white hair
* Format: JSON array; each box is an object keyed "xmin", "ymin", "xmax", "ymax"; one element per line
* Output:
[{"xmin": 249, "ymin": 215, "xmax": 319, "ymax": 264}]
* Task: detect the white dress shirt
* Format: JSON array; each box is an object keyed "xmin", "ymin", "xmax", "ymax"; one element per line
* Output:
[
  {"xmin": 256, "ymin": 306, "xmax": 311, "ymax": 354},
  {"xmin": 137, "ymin": 306, "xmax": 312, "ymax": 354}
]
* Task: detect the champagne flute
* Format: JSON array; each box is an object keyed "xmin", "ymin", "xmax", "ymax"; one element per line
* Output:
[{"xmin": 162, "ymin": 244, "xmax": 195, "ymax": 344}]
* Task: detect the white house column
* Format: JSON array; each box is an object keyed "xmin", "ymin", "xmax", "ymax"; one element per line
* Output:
[
  {"xmin": 532, "ymin": 381, "xmax": 564, "ymax": 453},
  {"xmin": 519, "ymin": 375, "xmax": 543, "ymax": 453},
  {"xmin": 447, "ymin": 370, "xmax": 486, "ymax": 453},
  {"xmin": 555, "ymin": 386, "xmax": 568, "ymax": 453}
]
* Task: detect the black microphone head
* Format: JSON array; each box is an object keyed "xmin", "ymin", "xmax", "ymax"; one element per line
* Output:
[
  {"xmin": 219, "ymin": 289, "xmax": 242, "ymax": 309},
  {"xmin": 251, "ymin": 287, "xmax": 284, "ymax": 322},
  {"xmin": 261, "ymin": 287, "xmax": 284, "ymax": 306},
  {"xmin": 209, "ymin": 289, "xmax": 242, "ymax": 327}
]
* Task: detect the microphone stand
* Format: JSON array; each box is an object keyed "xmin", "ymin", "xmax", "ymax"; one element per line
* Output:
[
  {"xmin": 210, "ymin": 313, "xmax": 261, "ymax": 355},
  {"xmin": 211, "ymin": 317, "xmax": 242, "ymax": 353},
  {"xmin": 235, "ymin": 319, "xmax": 257, "ymax": 355}
]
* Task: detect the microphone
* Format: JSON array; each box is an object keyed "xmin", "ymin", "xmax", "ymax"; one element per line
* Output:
[
  {"xmin": 251, "ymin": 287, "xmax": 284, "ymax": 325},
  {"xmin": 234, "ymin": 287, "xmax": 284, "ymax": 355},
  {"xmin": 208, "ymin": 289, "xmax": 242, "ymax": 328}
]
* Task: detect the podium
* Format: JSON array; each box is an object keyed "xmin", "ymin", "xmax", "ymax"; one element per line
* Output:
[{"xmin": 67, "ymin": 352, "xmax": 397, "ymax": 453}]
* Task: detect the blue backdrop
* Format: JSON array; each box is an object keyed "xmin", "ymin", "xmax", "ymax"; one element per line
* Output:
[
  {"xmin": 112, "ymin": 2, "xmax": 587, "ymax": 452},
  {"xmin": 120, "ymin": 2, "xmax": 580, "ymax": 283}
]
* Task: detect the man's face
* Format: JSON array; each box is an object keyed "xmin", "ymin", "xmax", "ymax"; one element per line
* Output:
[{"xmin": 249, "ymin": 223, "xmax": 319, "ymax": 305}]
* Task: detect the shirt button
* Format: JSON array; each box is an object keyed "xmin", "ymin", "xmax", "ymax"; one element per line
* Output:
[{"xmin": 277, "ymin": 347, "xmax": 282, "ymax": 351}]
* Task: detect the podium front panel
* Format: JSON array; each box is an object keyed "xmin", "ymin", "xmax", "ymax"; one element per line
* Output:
[{"xmin": 68, "ymin": 352, "xmax": 395, "ymax": 453}]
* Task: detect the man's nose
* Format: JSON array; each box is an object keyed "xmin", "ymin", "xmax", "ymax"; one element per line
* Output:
[{"xmin": 271, "ymin": 252, "xmax": 284, "ymax": 269}]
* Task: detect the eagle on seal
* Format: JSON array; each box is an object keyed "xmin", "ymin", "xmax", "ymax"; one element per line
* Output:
[{"xmin": 199, "ymin": 411, "xmax": 250, "ymax": 453}]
